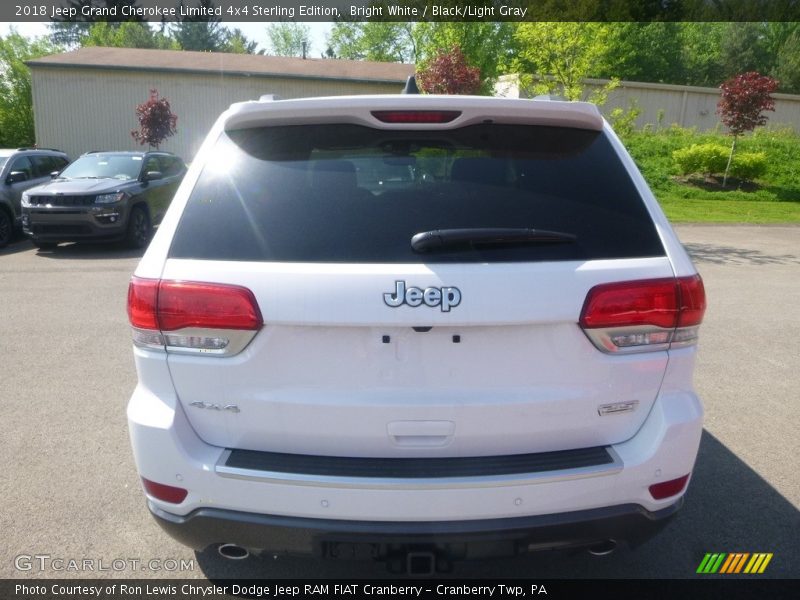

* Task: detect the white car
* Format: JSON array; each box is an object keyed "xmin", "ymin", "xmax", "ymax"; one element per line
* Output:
[{"xmin": 126, "ymin": 92, "xmax": 706, "ymax": 574}]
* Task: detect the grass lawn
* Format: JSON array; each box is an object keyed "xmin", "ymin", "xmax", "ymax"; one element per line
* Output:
[{"xmin": 621, "ymin": 127, "xmax": 800, "ymax": 223}]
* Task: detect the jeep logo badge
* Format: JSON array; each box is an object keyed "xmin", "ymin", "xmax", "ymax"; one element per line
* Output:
[{"xmin": 383, "ymin": 281, "xmax": 461, "ymax": 312}]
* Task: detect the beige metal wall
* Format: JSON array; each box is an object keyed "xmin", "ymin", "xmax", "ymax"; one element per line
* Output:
[
  {"xmin": 497, "ymin": 75, "xmax": 800, "ymax": 132},
  {"xmin": 31, "ymin": 67, "xmax": 403, "ymax": 161}
]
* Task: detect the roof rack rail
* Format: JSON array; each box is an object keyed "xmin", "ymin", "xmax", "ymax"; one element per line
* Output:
[
  {"xmin": 259, "ymin": 94, "xmax": 281, "ymax": 102},
  {"xmin": 17, "ymin": 147, "xmax": 64, "ymax": 152}
]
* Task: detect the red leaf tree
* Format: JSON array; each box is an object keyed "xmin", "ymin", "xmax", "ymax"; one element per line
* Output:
[
  {"xmin": 131, "ymin": 89, "xmax": 178, "ymax": 150},
  {"xmin": 416, "ymin": 46, "xmax": 482, "ymax": 95},
  {"xmin": 717, "ymin": 72, "xmax": 778, "ymax": 187}
]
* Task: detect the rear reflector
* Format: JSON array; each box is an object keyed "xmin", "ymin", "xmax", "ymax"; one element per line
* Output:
[
  {"xmin": 141, "ymin": 478, "xmax": 188, "ymax": 504},
  {"xmin": 371, "ymin": 110, "xmax": 461, "ymax": 124},
  {"xmin": 579, "ymin": 275, "xmax": 706, "ymax": 353},
  {"xmin": 649, "ymin": 474, "xmax": 690, "ymax": 500}
]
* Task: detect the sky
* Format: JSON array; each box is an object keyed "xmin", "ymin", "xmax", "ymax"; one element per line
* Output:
[{"xmin": 0, "ymin": 21, "xmax": 333, "ymax": 56}]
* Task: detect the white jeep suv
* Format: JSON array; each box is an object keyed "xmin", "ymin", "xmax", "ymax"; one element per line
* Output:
[{"xmin": 126, "ymin": 94, "xmax": 706, "ymax": 574}]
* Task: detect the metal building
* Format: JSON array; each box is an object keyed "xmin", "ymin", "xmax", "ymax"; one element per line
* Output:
[{"xmin": 27, "ymin": 47, "xmax": 415, "ymax": 161}]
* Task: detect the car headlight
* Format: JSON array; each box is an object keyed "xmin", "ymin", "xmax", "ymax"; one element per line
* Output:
[
  {"xmin": 95, "ymin": 192, "xmax": 126, "ymax": 204},
  {"xmin": 21, "ymin": 192, "xmax": 31, "ymax": 207}
]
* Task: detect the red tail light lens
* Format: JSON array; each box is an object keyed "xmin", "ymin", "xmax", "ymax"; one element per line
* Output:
[
  {"xmin": 677, "ymin": 275, "xmax": 706, "ymax": 327},
  {"xmin": 157, "ymin": 281, "xmax": 262, "ymax": 331},
  {"xmin": 128, "ymin": 277, "xmax": 262, "ymax": 331},
  {"xmin": 141, "ymin": 477, "xmax": 188, "ymax": 504},
  {"xmin": 580, "ymin": 278, "xmax": 679, "ymax": 329},
  {"xmin": 649, "ymin": 474, "xmax": 690, "ymax": 500},
  {"xmin": 580, "ymin": 275, "xmax": 706, "ymax": 353},
  {"xmin": 371, "ymin": 110, "xmax": 461, "ymax": 124},
  {"xmin": 127, "ymin": 277, "xmax": 159, "ymax": 330}
]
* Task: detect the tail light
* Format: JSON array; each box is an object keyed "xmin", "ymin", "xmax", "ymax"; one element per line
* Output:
[
  {"xmin": 127, "ymin": 276, "xmax": 262, "ymax": 356},
  {"xmin": 580, "ymin": 275, "xmax": 706, "ymax": 353}
]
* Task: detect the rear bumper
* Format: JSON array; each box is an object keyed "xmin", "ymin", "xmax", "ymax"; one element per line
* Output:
[
  {"xmin": 128, "ymin": 347, "xmax": 703, "ymax": 553},
  {"xmin": 150, "ymin": 500, "xmax": 682, "ymax": 557}
]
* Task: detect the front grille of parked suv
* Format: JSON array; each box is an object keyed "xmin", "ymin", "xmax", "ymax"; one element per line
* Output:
[{"xmin": 27, "ymin": 195, "xmax": 96, "ymax": 207}]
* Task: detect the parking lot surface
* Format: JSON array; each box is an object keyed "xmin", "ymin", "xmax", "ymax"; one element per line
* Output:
[{"xmin": 1, "ymin": 225, "xmax": 798, "ymax": 579}]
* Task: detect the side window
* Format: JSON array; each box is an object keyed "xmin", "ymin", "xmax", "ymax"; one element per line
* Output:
[
  {"xmin": 143, "ymin": 157, "xmax": 161, "ymax": 176},
  {"xmin": 53, "ymin": 157, "xmax": 68, "ymax": 172},
  {"xmin": 8, "ymin": 156, "xmax": 33, "ymax": 181},
  {"xmin": 30, "ymin": 156, "xmax": 57, "ymax": 178},
  {"xmin": 161, "ymin": 156, "xmax": 183, "ymax": 177}
]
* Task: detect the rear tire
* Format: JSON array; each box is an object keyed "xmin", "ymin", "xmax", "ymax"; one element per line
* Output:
[
  {"xmin": 126, "ymin": 205, "xmax": 151, "ymax": 249},
  {"xmin": 0, "ymin": 209, "xmax": 12, "ymax": 248}
]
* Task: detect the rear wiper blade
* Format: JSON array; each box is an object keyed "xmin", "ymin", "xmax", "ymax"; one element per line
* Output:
[{"xmin": 411, "ymin": 228, "xmax": 576, "ymax": 252}]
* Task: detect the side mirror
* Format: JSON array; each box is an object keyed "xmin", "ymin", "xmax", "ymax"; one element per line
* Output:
[
  {"xmin": 143, "ymin": 170, "xmax": 163, "ymax": 183},
  {"xmin": 6, "ymin": 171, "xmax": 28, "ymax": 184},
  {"xmin": 50, "ymin": 171, "xmax": 60, "ymax": 178}
]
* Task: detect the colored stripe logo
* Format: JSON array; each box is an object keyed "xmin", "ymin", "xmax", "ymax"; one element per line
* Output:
[{"xmin": 697, "ymin": 553, "xmax": 773, "ymax": 574}]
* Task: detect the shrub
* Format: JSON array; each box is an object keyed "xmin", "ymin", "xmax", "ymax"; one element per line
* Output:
[
  {"xmin": 609, "ymin": 100, "xmax": 640, "ymax": 138},
  {"xmin": 673, "ymin": 144, "xmax": 767, "ymax": 182},
  {"xmin": 673, "ymin": 144, "xmax": 729, "ymax": 176},
  {"xmin": 729, "ymin": 152, "xmax": 767, "ymax": 181}
]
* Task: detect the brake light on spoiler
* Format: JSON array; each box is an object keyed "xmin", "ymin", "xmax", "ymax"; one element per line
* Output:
[
  {"xmin": 127, "ymin": 277, "xmax": 263, "ymax": 356},
  {"xmin": 371, "ymin": 110, "xmax": 461, "ymax": 124},
  {"xmin": 579, "ymin": 275, "xmax": 706, "ymax": 353}
]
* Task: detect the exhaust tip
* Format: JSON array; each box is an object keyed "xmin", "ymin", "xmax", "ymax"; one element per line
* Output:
[
  {"xmin": 218, "ymin": 543, "xmax": 249, "ymax": 560},
  {"xmin": 587, "ymin": 539, "xmax": 617, "ymax": 556}
]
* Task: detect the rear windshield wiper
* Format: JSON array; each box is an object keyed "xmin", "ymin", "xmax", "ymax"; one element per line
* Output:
[{"xmin": 411, "ymin": 228, "xmax": 577, "ymax": 252}]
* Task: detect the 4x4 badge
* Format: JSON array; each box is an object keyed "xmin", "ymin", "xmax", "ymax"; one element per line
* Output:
[{"xmin": 383, "ymin": 280, "xmax": 461, "ymax": 312}]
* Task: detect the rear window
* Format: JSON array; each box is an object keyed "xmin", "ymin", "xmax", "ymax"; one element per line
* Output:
[{"xmin": 169, "ymin": 124, "xmax": 664, "ymax": 263}]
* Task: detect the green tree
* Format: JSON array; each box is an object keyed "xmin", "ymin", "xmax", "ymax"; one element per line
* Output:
[
  {"xmin": 514, "ymin": 22, "xmax": 614, "ymax": 102},
  {"xmin": 327, "ymin": 22, "xmax": 416, "ymax": 63},
  {"xmin": 0, "ymin": 31, "xmax": 58, "ymax": 147},
  {"xmin": 773, "ymin": 30, "xmax": 800, "ymax": 93},
  {"xmin": 679, "ymin": 23, "xmax": 726, "ymax": 87},
  {"xmin": 225, "ymin": 28, "xmax": 262, "ymax": 55},
  {"xmin": 49, "ymin": 1, "xmax": 144, "ymax": 46},
  {"xmin": 171, "ymin": 1, "xmax": 229, "ymax": 52},
  {"xmin": 265, "ymin": 22, "xmax": 310, "ymax": 58},
  {"xmin": 720, "ymin": 23, "xmax": 773, "ymax": 80},
  {"xmin": 595, "ymin": 23, "xmax": 686, "ymax": 84},
  {"xmin": 82, "ymin": 22, "xmax": 175, "ymax": 49}
]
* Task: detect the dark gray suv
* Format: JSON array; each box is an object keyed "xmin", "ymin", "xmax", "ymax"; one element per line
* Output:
[
  {"xmin": 0, "ymin": 148, "xmax": 70, "ymax": 247},
  {"xmin": 21, "ymin": 151, "xmax": 186, "ymax": 249}
]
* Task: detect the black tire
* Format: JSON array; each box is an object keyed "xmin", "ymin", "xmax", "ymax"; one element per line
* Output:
[
  {"xmin": 32, "ymin": 240, "xmax": 58, "ymax": 250},
  {"xmin": 125, "ymin": 205, "xmax": 151, "ymax": 249},
  {"xmin": 0, "ymin": 209, "xmax": 12, "ymax": 248}
]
